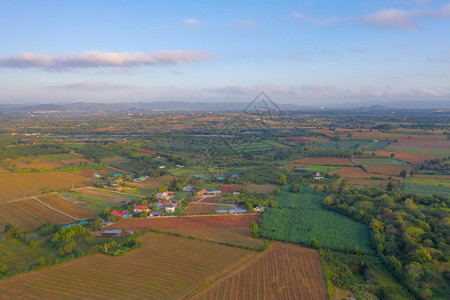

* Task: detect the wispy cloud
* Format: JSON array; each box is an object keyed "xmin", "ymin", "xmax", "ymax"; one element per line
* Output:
[
  {"xmin": 362, "ymin": 4, "xmax": 450, "ymax": 30},
  {"xmin": 0, "ymin": 50, "xmax": 213, "ymax": 70},
  {"xmin": 293, "ymin": 12, "xmax": 340, "ymax": 25},
  {"xmin": 184, "ymin": 18, "xmax": 202, "ymax": 27},
  {"xmin": 48, "ymin": 81, "xmax": 134, "ymax": 91}
]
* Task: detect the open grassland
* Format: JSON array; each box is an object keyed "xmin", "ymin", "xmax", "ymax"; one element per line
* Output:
[
  {"xmin": 0, "ymin": 233, "xmax": 255, "ymax": 300},
  {"xmin": 61, "ymin": 192, "xmax": 118, "ymax": 213},
  {"xmin": 192, "ymin": 242, "xmax": 328, "ymax": 300},
  {"xmin": 171, "ymin": 228, "xmax": 264, "ymax": 249},
  {"xmin": 246, "ymin": 185, "xmax": 276, "ymax": 194},
  {"xmin": 352, "ymin": 158, "xmax": 409, "ymax": 166},
  {"xmin": 13, "ymin": 199, "xmax": 74, "ymax": 225},
  {"xmin": 259, "ymin": 187, "xmax": 372, "ymax": 253},
  {"xmin": 0, "ymin": 172, "xmax": 93, "ymax": 202},
  {"xmin": 38, "ymin": 194, "xmax": 97, "ymax": 219},
  {"xmin": 110, "ymin": 215, "xmax": 260, "ymax": 231},
  {"xmin": 0, "ymin": 204, "xmax": 41, "ymax": 230},
  {"xmin": 292, "ymin": 157, "xmax": 353, "ymax": 166},
  {"xmin": 100, "ymin": 156, "xmax": 135, "ymax": 171},
  {"xmin": 75, "ymin": 188, "xmax": 133, "ymax": 203},
  {"xmin": 287, "ymin": 164, "xmax": 341, "ymax": 173}
]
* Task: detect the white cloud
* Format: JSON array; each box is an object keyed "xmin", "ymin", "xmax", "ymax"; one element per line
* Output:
[
  {"xmin": 0, "ymin": 50, "xmax": 213, "ymax": 70},
  {"xmin": 184, "ymin": 18, "xmax": 202, "ymax": 26},
  {"xmin": 362, "ymin": 4, "xmax": 450, "ymax": 30},
  {"xmin": 293, "ymin": 11, "xmax": 340, "ymax": 25}
]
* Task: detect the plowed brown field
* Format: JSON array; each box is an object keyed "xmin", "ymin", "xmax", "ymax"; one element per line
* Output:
[
  {"xmin": 364, "ymin": 165, "xmax": 413, "ymax": 176},
  {"xmin": 109, "ymin": 215, "xmax": 260, "ymax": 231},
  {"xmin": 192, "ymin": 242, "xmax": 329, "ymax": 300},
  {"xmin": 369, "ymin": 150, "xmax": 431, "ymax": 164},
  {"xmin": 38, "ymin": 194, "xmax": 97, "ymax": 219},
  {"xmin": 0, "ymin": 233, "xmax": 254, "ymax": 299}
]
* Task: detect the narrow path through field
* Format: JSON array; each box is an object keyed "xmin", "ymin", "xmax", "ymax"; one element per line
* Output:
[{"xmin": 33, "ymin": 197, "xmax": 77, "ymax": 220}]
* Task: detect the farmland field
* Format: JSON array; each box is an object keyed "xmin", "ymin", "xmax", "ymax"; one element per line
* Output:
[
  {"xmin": 292, "ymin": 157, "xmax": 353, "ymax": 166},
  {"xmin": 192, "ymin": 242, "xmax": 328, "ymax": 300},
  {"xmin": 402, "ymin": 177, "xmax": 450, "ymax": 198},
  {"xmin": 329, "ymin": 167, "xmax": 372, "ymax": 179},
  {"xmin": 318, "ymin": 140, "xmax": 370, "ymax": 150},
  {"xmin": 364, "ymin": 165, "xmax": 413, "ymax": 176},
  {"xmin": 289, "ymin": 164, "xmax": 341, "ymax": 173},
  {"xmin": 352, "ymin": 158, "xmax": 409, "ymax": 166},
  {"xmin": 100, "ymin": 156, "xmax": 135, "ymax": 171},
  {"xmin": 171, "ymin": 227, "xmax": 264, "ymax": 249},
  {"xmin": 182, "ymin": 204, "xmax": 235, "ymax": 215},
  {"xmin": 385, "ymin": 144, "xmax": 449, "ymax": 158},
  {"xmin": 0, "ymin": 203, "xmax": 41, "ymax": 230},
  {"xmin": 0, "ymin": 233, "xmax": 255, "ymax": 299},
  {"xmin": 61, "ymin": 192, "xmax": 118, "ymax": 213},
  {"xmin": 370, "ymin": 150, "xmax": 431, "ymax": 164},
  {"xmin": 246, "ymin": 184, "xmax": 276, "ymax": 194},
  {"xmin": 109, "ymin": 215, "xmax": 260, "ymax": 231},
  {"xmin": 13, "ymin": 199, "xmax": 74, "ymax": 225},
  {"xmin": 345, "ymin": 178, "xmax": 389, "ymax": 188},
  {"xmin": 38, "ymin": 194, "xmax": 97, "ymax": 219},
  {"xmin": 75, "ymin": 188, "xmax": 133, "ymax": 203},
  {"xmin": 0, "ymin": 172, "xmax": 93, "ymax": 202},
  {"xmin": 259, "ymin": 187, "xmax": 372, "ymax": 253}
]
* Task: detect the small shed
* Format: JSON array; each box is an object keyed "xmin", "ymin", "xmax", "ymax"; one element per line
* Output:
[{"xmin": 102, "ymin": 229, "xmax": 121, "ymax": 237}]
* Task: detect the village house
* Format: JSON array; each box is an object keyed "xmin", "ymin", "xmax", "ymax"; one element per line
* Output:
[
  {"xmin": 155, "ymin": 191, "xmax": 174, "ymax": 200},
  {"xmin": 253, "ymin": 205, "xmax": 265, "ymax": 213},
  {"xmin": 165, "ymin": 203, "xmax": 177, "ymax": 213},
  {"xmin": 109, "ymin": 210, "xmax": 124, "ymax": 218},
  {"xmin": 196, "ymin": 189, "xmax": 207, "ymax": 196},
  {"xmin": 312, "ymin": 172, "xmax": 325, "ymax": 180},
  {"xmin": 204, "ymin": 190, "xmax": 221, "ymax": 196},
  {"xmin": 133, "ymin": 205, "xmax": 150, "ymax": 213},
  {"xmin": 182, "ymin": 185, "xmax": 193, "ymax": 192},
  {"xmin": 149, "ymin": 211, "xmax": 162, "ymax": 217}
]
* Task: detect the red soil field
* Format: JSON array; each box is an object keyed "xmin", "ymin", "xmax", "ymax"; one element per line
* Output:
[
  {"xmin": 110, "ymin": 215, "xmax": 260, "ymax": 231},
  {"xmin": 13, "ymin": 199, "xmax": 74, "ymax": 224},
  {"xmin": 217, "ymin": 184, "xmax": 246, "ymax": 193},
  {"xmin": 293, "ymin": 157, "xmax": 354, "ymax": 166},
  {"xmin": 193, "ymin": 242, "xmax": 329, "ymax": 300},
  {"xmin": 364, "ymin": 165, "xmax": 413, "ymax": 176},
  {"xmin": 38, "ymin": 194, "xmax": 97, "ymax": 219},
  {"xmin": 395, "ymin": 139, "xmax": 450, "ymax": 149},
  {"xmin": 372, "ymin": 150, "xmax": 431, "ymax": 164},
  {"xmin": 139, "ymin": 148, "xmax": 157, "ymax": 155},
  {"xmin": 247, "ymin": 185, "xmax": 276, "ymax": 194},
  {"xmin": 182, "ymin": 204, "xmax": 217, "ymax": 215}
]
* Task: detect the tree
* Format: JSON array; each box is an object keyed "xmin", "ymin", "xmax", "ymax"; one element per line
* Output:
[
  {"xmin": 289, "ymin": 183, "xmax": 299, "ymax": 193},
  {"xmin": 90, "ymin": 219, "xmax": 102, "ymax": 231},
  {"xmin": 246, "ymin": 202, "xmax": 254, "ymax": 213},
  {"xmin": 400, "ymin": 169, "xmax": 407, "ymax": 178},
  {"xmin": 311, "ymin": 239, "xmax": 319, "ymax": 249},
  {"xmin": 249, "ymin": 221, "xmax": 259, "ymax": 238},
  {"xmin": 277, "ymin": 173, "xmax": 287, "ymax": 186},
  {"xmin": 387, "ymin": 181, "xmax": 394, "ymax": 191},
  {"xmin": 390, "ymin": 153, "xmax": 395, "ymax": 158},
  {"xmin": 269, "ymin": 200, "xmax": 277, "ymax": 208}
]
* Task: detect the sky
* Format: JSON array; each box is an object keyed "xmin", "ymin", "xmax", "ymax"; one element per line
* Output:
[{"xmin": 0, "ymin": 0, "xmax": 449, "ymax": 106}]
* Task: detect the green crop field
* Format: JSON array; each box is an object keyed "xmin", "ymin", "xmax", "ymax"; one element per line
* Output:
[
  {"xmin": 363, "ymin": 140, "xmax": 391, "ymax": 151},
  {"xmin": 259, "ymin": 186, "xmax": 372, "ymax": 253},
  {"xmin": 354, "ymin": 158, "xmax": 410, "ymax": 166},
  {"xmin": 402, "ymin": 182, "xmax": 450, "ymax": 198},
  {"xmin": 61, "ymin": 191, "xmax": 118, "ymax": 213},
  {"xmin": 318, "ymin": 140, "xmax": 371, "ymax": 151},
  {"xmin": 295, "ymin": 165, "xmax": 341, "ymax": 172},
  {"xmin": 32, "ymin": 153, "xmax": 79, "ymax": 162}
]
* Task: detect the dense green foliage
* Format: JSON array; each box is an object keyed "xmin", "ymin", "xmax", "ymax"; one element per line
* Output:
[
  {"xmin": 321, "ymin": 250, "xmax": 413, "ymax": 299},
  {"xmin": 326, "ymin": 188, "xmax": 449, "ymax": 299}
]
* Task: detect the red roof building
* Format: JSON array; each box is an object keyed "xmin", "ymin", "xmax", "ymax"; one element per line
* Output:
[{"xmin": 110, "ymin": 210, "xmax": 124, "ymax": 217}]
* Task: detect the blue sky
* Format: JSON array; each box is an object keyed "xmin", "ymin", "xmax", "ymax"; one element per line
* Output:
[{"xmin": 0, "ymin": 0, "xmax": 449, "ymax": 105}]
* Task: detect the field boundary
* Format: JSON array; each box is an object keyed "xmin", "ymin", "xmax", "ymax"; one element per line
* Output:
[
  {"xmin": 33, "ymin": 197, "xmax": 78, "ymax": 221},
  {"xmin": 185, "ymin": 250, "xmax": 262, "ymax": 299}
]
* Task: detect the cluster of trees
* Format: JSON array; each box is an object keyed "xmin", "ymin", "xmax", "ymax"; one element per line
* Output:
[
  {"xmin": 78, "ymin": 142, "xmax": 138, "ymax": 162},
  {"xmin": 0, "ymin": 143, "xmax": 68, "ymax": 160},
  {"xmin": 324, "ymin": 187, "xmax": 449, "ymax": 299},
  {"xmin": 51, "ymin": 225, "xmax": 88, "ymax": 257},
  {"xmin": 415, "ymin": 157, "xmax": 450, "ymax": 174}
]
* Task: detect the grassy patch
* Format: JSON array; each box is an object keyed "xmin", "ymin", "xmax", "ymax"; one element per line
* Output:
[
  {"xmin": 296, "ymin": 165, "xmax": 341, "ymax": 172},
  {"xmin": 62, "ymin": 192, "xmax": 118, "ymax": 213},
  {"xmin": 402, "ymin": 182, "xmax": 450, "ymax": 198},
  {"xmin": 386, "ymin": 145, "xmax": 449, "ymax": 158}
]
